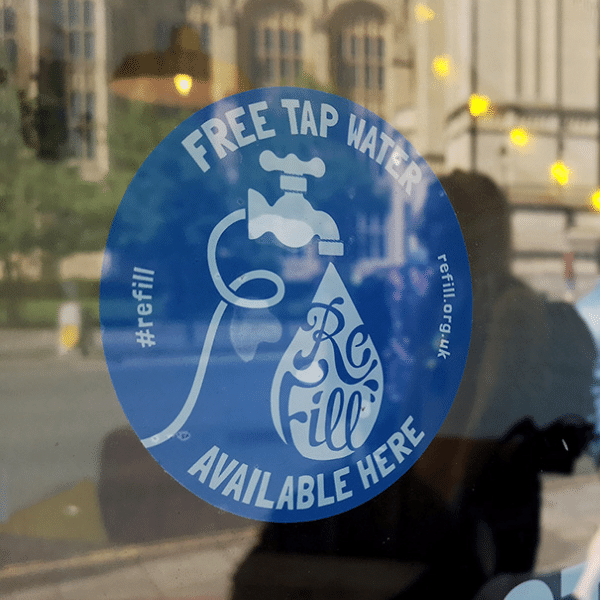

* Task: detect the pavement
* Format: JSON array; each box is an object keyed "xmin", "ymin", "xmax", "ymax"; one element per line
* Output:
[
  {"xmin": 0, "ymin": 329, "xmax": 102, "ymax": 360},
  {"xmin": 0, "ymin": 470, "xmax": 597, "ymax": 599},
  {"xmin": 0, "ymin": 527, "xmax": 260, "ymax": 599}
]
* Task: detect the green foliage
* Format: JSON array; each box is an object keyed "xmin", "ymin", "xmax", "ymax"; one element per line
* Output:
[
  {"xmin": 107, "ymin": 98, "xmax": 194, "ymax": 196},
  {"xmin": 0, "ymin": 297, "xmax": 99, "ymax": 327}
]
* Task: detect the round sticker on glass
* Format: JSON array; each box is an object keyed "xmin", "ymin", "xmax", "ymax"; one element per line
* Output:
[{"xmin": 100, "ymin": 88, "xmax": 472, "ymax": 523}]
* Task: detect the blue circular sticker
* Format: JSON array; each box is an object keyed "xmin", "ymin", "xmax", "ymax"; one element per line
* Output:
[{"xmin": 100, "ymin": 87, "xmax": 472, "ymax": 523}]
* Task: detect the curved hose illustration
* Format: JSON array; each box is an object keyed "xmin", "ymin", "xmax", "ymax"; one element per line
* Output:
[{"xmin": 141, "ymin": 209, "xmax": 285, "ymax": 448}]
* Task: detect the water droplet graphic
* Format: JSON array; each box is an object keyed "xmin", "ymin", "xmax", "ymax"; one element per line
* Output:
[{"xmin": 271, "ymin": 263, "xmax": 384, "ymax": 461}]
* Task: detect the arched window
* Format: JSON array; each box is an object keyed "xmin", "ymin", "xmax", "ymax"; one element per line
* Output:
[
  {"xmin": 330, "ymin": 3, "xmax": 386, "ymax": 114},
  {"xmin": 187, "ymin": 2, "xmax": 211, "ymax": 53},
  {"xmin": 3, "ymin": 7, "xmax": 16, "ymax": 34},
  {"xmin": 2, "ymin": 7, "xmax": 17, "ymax": 72},
  {"xmin": 5, "ymin": 38, "xmax": 17, "ymax": 72},
  {"xmin": 241, "ymin": 2, "xmax": 303, "ymax": 87}
]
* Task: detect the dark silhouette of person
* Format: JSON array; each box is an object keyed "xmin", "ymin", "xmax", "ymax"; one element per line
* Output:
[{"xmin": 229, "ymin": 171, "xmax": 595, "ymax": 600}]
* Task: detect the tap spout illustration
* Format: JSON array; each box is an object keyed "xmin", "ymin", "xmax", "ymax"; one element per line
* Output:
[{"xmin": 247, "ymin": 151, "xmax": 344, "ymax": 257}]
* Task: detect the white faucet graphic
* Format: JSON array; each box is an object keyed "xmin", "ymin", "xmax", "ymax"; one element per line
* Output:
[{"xmin": 247, "ymin": 150, "xmax": 344, "ymax": 257}]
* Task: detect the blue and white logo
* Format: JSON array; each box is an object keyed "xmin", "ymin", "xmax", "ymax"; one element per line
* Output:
[{"xmin": 100, "ymin": 88, "xmax": 472, "ymax": 522}]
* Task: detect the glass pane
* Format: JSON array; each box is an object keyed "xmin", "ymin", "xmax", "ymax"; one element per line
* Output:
[
  {"xmin": 155, "ymin": 21, "xmax": 170, "ymax": 52},
  {"xmin": 294, "ymin": 30, "xmax": 302, "ymax": 54},
  {"xmin": 377, "ymin": 36, "xmax": 384, "ymax": 59},
  {"xmin": 4, "ymin": 7, "xmax": 16, "ymax": 33},
  {"xmin": 68, "ymin": 0, "xmax": 79, "ymax": 26},
  {"xmin": 280, "ymin": 29, "xmax": 289, "ymax": 53},
  {"xmin": 264, "ymin": 57, "xmax": 273, "ymax": 82},
  {"xmin": 51, "ymin": 30, "xmax": 64, "ymax": 58},
  {"xmin": 69, "ymin": 90, "xmax": 81, "ymax": 117},
  {"xmin": 84, "ymin": 32, "xmax": 94, "ymax": 59},
  {"xmin": 83, "ymin": 0, "xmax": 94, "ymax": 27},
  {"xmin": 3, "ymin": 4, "xmax": 600, "ymax": 599},
  {"xmin": 264, "ymin": 27, "xmax": 272, "ymax": 51},
  {"xmin": 68, "ymin": 31, "xmax": 80, "ymax": 57},
  {"xmin": 86, "ymin": 92, "xmax": 95, "ymax": 119},
  {"xmin": 200, "ymin": 22, "xmax": 210, "ymax": 51},
  {"xmin": 69, "ymin": 127, "xmax": 83, "ymax": 157},
  {"xmin": 5, "ymin": 38, "xmax": 17, "ymax": 71},
  {"xmin": 349, "ymin": 34, "xmax": 356, "ymax": 58},
  {"xmin": 86, "ymin": 126, "xmax": 95, "ymax": 159},
  {"xmin": 51, "ymin": 0, "xmax": 63, "ymax": 25}
]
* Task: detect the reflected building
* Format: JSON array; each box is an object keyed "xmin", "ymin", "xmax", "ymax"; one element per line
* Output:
[
  {"xmin": 405, "ymin": 0, "xmax": 600, "ymax": 298},
  {"xmin": 1, "ymin": 0, "xmax": 108, "ymax": 179},
  {"xmin": 6, "ymin": 0, "xmax": 600, "ymax": 295}
]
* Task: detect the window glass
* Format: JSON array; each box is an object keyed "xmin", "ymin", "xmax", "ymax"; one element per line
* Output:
[
  {"xmin": 68, "ymin": 0, "xmax": 79, "ymax": 26},
  {"xmin": 52, "ymin": 0, "xmax": 64, "ymax": 25},
  {"xmin": 5, "ymin": 38, "xmax": 17, "ymax": 71},
  {"xmin": 83, "ymin": 0, "xmax": 94, "ymax": 27},
  {"xmin": 84, "ymin": 31, "xmax": 94, "ymax": 59},
  {"xmin": 3, "ymin": 7, "xmax": 15, "ymax": 34},
  {"xmin": 68, "ymin": 30, "xmax": 80, "ymax": 57},
  {"xmin": 2, "ymin": 3, "xmax": 600, "ymax": 600}
]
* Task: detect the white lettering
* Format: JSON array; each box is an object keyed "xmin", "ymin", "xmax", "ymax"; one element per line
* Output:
[
  {"xmin": 333, "ymin": 466, "xmax": 353, "ymax": 501},
  {"xmin": 401, "ymin": 416, "xmax": 425, "ymax": 447},
  {"xmin": 373, "ymin": 443, "xmax": 395, "ymax": 478},
  {"xmin": 297, "ymin": 475, "xmax": 315, "ymax": 509},
  {"xmin": 225, "ymin": 106, "xmax": 256, "ymax": 148},
  {"xmin": 182, "ymin": 130, "xmax": 210, "ymax": 172},
  {"xmin": 376, "ymin": 132, "xmax": 395, "ymax": 165},
  {"xmin": 300, "ymin": 101, "xmax": 318, "ymax": 136},
  {"xmin": 347, "ymin": 114, "xmax": 366, "ymax": 149},
  {"xmin": 385, "ymin": 146, "xmax": 409, "ymax": 180},
  {"xmin": 276, "ymin": 475, "xmax": 295, "ymax": 510},
  {"xmin": 222, "ymin": 463, "xmax": 248, "ymax": 501},
  {"xmin": 317, "ymin": 473, "xmax": 335, "ymax": 506},
  {"xmin": 255, "ymin": 471, "xmax": 275, "ymax": 509},
  {"xmin": 201, "ymin": 117, "xmax": 238, "ymax": 158},
  {"xmin": 187, "ymin": 445, "xmax": 219, "ymax": 483},
  {"xmin": 319, "ymin": 103, "xmax": 338, "ymax": 138},
  {"xmin": 398, "ymin": 161, "xmax": 422, "ymax": 195},
  {"xmin": 387, "ymin": 432, "xmax": 412, "ymax": 463},
  {"xmin": 359, "ymin": 125, "xmax": 378, "ymax": 159},
  {"xmin": 357, "ymin": 454, "xmax": 379, "ymax": 489},
  {"xmin": 208, "ymin": 452, "xmax": 239, "ymax": 490},
  {"xmin": 248, "ymin": 101, "xmax": 276, "ymax": 139},
  {"xmin": 281, "ymin": 98, "xmax": 300, "ymax": 134}
]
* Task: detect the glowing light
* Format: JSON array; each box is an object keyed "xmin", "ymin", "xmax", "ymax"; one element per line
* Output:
[
  {"xmin": 469, "ymin": 94, "xmax": 490, "ymax": 117},
  {"xmin": 60, "ymin": 325, "xmax": 80, "ymax": 349},
  {"xmin": 550, "ymin": 160, "xmax": 571, "ymax": 186},
  {"xmin": 509, "ymin": 127, "xmax": 530, "ymax": 147},
  {"xmin": 432, "ymin": 55, "xmax": 451, "ymax": 78},
  {"xmin": 174, "ymin": 73, "xmax": 193, "ymax": 96},
  {"xmin": 590, "ymin": 189, "xmax": 600, "ymax": 211},
  {"xmin": 415, "ymin": 3, "xmax": 436, "ymax": 22}
]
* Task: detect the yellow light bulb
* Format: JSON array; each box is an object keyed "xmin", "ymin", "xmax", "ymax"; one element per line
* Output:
[
  {"xmin": 590, "ymin": 189, "xmax": 600, "ymax": 211},
  {"xmin": 415, "ymin": 3, "xmax": 436, "ymax": 22},
  {"xmin": 432, "ymin": 55, "xmax": 451, "ymax": 79},
  {"xmin": 174, "ymin": 73, "xmax": 193, "ymax": 96},
  {"xmin": 550, "ymin": 160, "xmax": 570, "ymax": 186},
  {"xmin": 469, "ymin": 94, "xmax": 490, "ymax": 117},
  {"xmin": 510, "ymin": 127, "xmax": 529, "ymax": 147}
]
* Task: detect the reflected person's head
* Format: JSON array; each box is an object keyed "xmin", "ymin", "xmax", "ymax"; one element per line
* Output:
[{"xmin": 439, "ymin": 170, "xmax": 510, "ymax": 275}]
